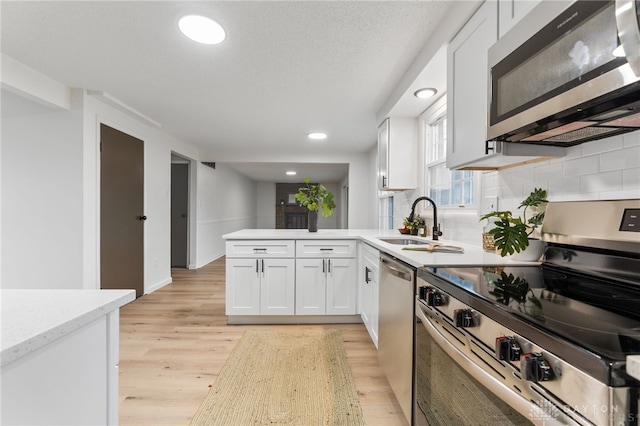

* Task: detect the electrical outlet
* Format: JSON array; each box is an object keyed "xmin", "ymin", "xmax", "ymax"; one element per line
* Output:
[
  {"xmin": 482, "ymin": 196, "xmax": 498, "ymax": 215},
  {"xmin": 627, "ymin": 355, "xmax": 640, "ymax": 381}
]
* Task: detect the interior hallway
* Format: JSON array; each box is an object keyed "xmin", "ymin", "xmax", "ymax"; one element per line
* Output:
[{"xmin": 118, "ymin": 256, "xmax": 407, "ymax": 425}]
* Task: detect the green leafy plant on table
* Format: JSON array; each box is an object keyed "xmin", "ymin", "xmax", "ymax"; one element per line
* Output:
[{"xmin": 294, "ymin": 177, "xmax": 336, "ymax": 217}]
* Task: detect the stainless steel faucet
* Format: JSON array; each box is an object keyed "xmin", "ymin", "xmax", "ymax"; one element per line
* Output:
[{"xmin": 408, "ymin": 196, "xmax": 443, "ymax": 241}]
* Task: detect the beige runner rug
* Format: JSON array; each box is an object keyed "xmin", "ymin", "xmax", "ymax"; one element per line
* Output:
[{"xmin": 190, "ymin": 328, "xmax": 364, "ymax": 426}]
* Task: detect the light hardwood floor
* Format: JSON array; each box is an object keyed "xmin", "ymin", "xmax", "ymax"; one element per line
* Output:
[{"xmin": 119, "ymin": 256, "xmax": 408, "ymax": 425}]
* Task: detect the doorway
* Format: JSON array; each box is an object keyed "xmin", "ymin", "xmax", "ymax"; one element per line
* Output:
[
  {"xmin": 171, "ymin": 162, "xmax": 189, "ymax": 267},
  {"xmin": 100, "ymin": 124, "xmax": 145, "ymax": 297}
]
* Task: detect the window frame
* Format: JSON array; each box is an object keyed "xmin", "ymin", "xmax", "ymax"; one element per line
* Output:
[{"xmin": 420, "ymin": 96, "xmax": 480, "ymax": 211}]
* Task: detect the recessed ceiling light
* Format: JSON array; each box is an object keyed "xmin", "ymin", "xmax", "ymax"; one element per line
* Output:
[
  {"xmin": 178, "ymin": 15, "xmax": 226, "ymax": 45},
  {"xmin": 286, "ymin": 171, "xmax": 297, "ymax": 175},
  {"xmin": 414, "ymin": 88, "xmax": 437, "ymax": 99},
  {"xmin": 308, "ymin": 132, "xmax": 327, "ymax": 140}
]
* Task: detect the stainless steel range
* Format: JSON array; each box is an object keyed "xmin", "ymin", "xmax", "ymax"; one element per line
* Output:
[{"xmin": 415, "ymin": 199, "xmax": 640, "ymax": 426}]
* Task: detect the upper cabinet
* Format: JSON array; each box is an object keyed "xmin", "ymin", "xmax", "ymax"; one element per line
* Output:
[
  {"xmin": 378, "ymin": 117, "xmax": 417, "ymax": 190},
  {"xmin": 446, "ymin": 1, "xmax": 498, "ymax": 170},
  {"xmin": 498, "ymin": 0, "xmax": 541, "ymax": 38},
  {"xmin": 446, "ymin": 0, "xmax": 564, "ymax": 170}
]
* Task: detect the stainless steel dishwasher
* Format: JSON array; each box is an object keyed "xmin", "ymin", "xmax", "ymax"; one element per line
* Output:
[{"xmin": 378, "ymin": 253, "xmax": 415, "ymax": 425}]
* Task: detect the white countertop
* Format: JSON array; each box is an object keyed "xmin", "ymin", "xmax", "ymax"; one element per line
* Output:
[
  {"xmin": 1, "ymin": 289, "xmax": 135, "ymax": 366},
  {"xmin": 222, "ymin": 229, "xmax": 539, "ymax": 269}
]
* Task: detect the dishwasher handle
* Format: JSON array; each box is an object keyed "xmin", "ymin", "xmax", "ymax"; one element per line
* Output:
[{"xmin": 381, "ymin": 257, "xmax": 413, "ymax": 282}]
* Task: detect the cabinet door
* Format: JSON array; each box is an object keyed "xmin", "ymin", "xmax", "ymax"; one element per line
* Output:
[
  {"xmin": 370, "ymin": 263, "xmax": 379, "ymax": 348},
  {"xmin": 225, "ymin": 258, "xmax": 261, "ymax": 315},
  {"xmin": 378, "ymin": 119, "xmax": 389, "ymax": 190},
  {"xmin": 498, "ymin": 0, "xmax": 540, "ymax": 38},
  {"xmin": 446, "ymin": 0, "xmax": 498, "ymax": 169},
  {"xmin": 362, "ymin": 256, "xmax": 379, "ymax": 347},
  {"xmin": 295, "ymin": 259, "xmax": 326, "ymax": 315},
  {"xmin": 261, "ymin": 259, "xmax": 295, "ymax": 315},
  {"xmin": 326, "ymin": 258, "xmax": 357, "ymax": 315}
]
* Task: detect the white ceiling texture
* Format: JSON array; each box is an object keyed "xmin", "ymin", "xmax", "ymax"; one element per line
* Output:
[{"xmin": 1, "ymin": 1, "xmax": 453, "ymax": 183}]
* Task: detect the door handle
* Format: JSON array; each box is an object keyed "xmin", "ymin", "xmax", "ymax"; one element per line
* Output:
[
  {"xmin": 139, "ymin": 215, "xmax": 147, "ymax": 221},
  {"xmin": 365, "ymin": 266, "xmax": 371, "ymax": 283}
]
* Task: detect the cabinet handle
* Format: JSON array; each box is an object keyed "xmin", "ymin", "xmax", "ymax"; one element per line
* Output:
[
  {"xmin": 253, "ymin": 248, "xmax": 267, "ymax": 253},
  {"xmin": 261, "ymin": 259, "xmax": 264, "ymax": 274},
  {"xmin": 328, "ymin": 259, "xmax": 331, "ymax": 273},
  {"xmin": 256, "ymin": 259, "xmax": 259, "ymax": 273},
  {"xmin": 322, "ymin": 259, "xmax": 326, "ymax": 273},
  {"xmin": 365, "ymin": 266, "xmax": 371, "ymax": 283},
  {"xmin": 320, "ymin": 248, "xmax": 334, "ymax": 251}
]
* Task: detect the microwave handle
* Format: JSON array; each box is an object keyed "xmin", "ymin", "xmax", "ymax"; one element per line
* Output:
[{"xmin": 616, "ymin": 0, "xmax": 640, "ymax": 77}]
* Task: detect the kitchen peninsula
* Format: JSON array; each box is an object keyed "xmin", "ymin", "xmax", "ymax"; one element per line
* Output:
[
  {"xmin": 222, "ymin": 229, "xmax": 533, "ymax": 326},
  {"xmin": 1, "ymin": 289, "xmax": 135, "ymax": 425}
]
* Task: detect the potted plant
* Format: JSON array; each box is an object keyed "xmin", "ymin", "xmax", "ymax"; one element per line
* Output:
[
  {"xmin": 294, "ymin": 177, "xmax": 336, "ymax": 232},
  {"xmin": 479, "ymin": 188, "xmax": 548, "ymax": 260},
  {"xmin": 403, "ymin": 214, "xmax": 426, "ymax": 236}
]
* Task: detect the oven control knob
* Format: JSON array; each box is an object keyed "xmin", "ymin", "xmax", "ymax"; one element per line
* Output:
[
  {"xmin": 495, "ymin": 336, "xmax": 521, "ymax": 361},
  {"xmin": 427, "ymin": 289, "xmax": 446, "ymax": 307},
  {"xmin": 454, "ymin": 309, "xmax": 476, "ymax": 328},
  {"xmin": 522, "ymin": 353, "xmax": 553, "ymax": 382}
]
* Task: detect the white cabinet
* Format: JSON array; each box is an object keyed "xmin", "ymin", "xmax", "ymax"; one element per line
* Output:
[
  {"xmin": 498, "ymin": 0, "xmax": 540, "ymax": 38},
  {"xmin": 359, "ymin": 242, "xmax": 379, "ymax": 348},
  {"xmin": 225, "ymin": 240, "xmax": 295, "ymax": 315},
  {"xmin": 446, "ymin": 0, "xmax": 498, "ymax": 170},
  {"xmin": 378, "ymin": 117, "xmax": 417, "ymax": 190},
  {"xmin": 447, "ymin": 0, "xmax": 563, "ymax": 170},
  {"xmin": 295, "ymin": 240, "xmax": 357, "ymax": 315}
]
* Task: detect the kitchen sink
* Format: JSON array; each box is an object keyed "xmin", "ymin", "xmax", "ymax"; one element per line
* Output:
[{"xmin": 378, "ymin": 237, "xmax": 430, "ymax": 246}]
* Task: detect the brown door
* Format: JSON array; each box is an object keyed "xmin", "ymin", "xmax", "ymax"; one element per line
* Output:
[
  {"xmin": 100, "ymin": 124, "xmax": 144, "ymax": 297},
  {"xmin": 171, "ymin": 163, "xmax": 189, "ymax": 267}
]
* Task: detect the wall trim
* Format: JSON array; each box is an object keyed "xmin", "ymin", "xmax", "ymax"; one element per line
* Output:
[{"xmin": 145, "ymin": 276, "xmax": 172, "ymax": 295}]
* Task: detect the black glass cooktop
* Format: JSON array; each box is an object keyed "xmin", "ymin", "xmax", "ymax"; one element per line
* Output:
[{"xmin": 426, "ymin": 263, "xmax": 640, "ymax": 363}]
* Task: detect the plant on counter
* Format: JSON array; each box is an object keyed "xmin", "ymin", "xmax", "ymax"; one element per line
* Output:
[
  {"xmin": 294, "ymin": 177, "xmax": 336, "ymax": 217},
  {"xmin": 403, "ymin": 214, "xmax": 425, "ymax": 230},
  {"xmin": 480, "ymin": 188, "xmax": 548, "ymax": 257}
]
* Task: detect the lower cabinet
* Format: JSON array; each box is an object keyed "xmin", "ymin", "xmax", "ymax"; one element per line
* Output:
[
  {"xmin": 226, "ymin": 258, "xmax": 295, "ymax": 315},
  {"xmin": 359, "ymin": 243, "xmax": 380, "ymax": 348},
  {"xmin": 295, "ymin": 258, "xmax": 357, "ymax": 315}
]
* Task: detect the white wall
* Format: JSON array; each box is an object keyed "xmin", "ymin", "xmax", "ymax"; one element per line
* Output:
[
  {"xmin": 256, "ymin": 182, "xmax": 276, "ymax": 228},
  {"xmin": 2, "ymin": 90, "xmax": 84, "ymax": 289},
  {"xmin": 2, "ymin": 77, "xmax": 259, "ymax": 292},
  {"xmin": 195, "ymin": 163, "xmax": 257, "ymax": 267}
]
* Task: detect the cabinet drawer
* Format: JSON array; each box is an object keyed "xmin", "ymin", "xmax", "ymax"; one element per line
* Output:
[
  {"xmin": 226, "ymin": 240, "xmax": 295, "ymax": 258},
  {"xmin": 360, "ymin": 243, "xmax": 380, "ymax": 268},
  {"xmin": 296, "ymin": 240, "xmax": 356, "ymax": 258}
]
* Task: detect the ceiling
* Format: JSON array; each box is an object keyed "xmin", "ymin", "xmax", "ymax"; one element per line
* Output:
[{"xmin": 1, "ymin": 1, "xmax": 453, "ymax": 183}]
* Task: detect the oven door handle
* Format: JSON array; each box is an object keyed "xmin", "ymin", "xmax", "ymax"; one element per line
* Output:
[{"xmin": 415, "ymin": 302, "xmax": 558, "ymax": 424}]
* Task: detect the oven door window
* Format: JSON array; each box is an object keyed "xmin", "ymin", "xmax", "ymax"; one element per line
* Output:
[{"xmin": 415, "ymin": 319, "xmax": 531, "ymax": 425}]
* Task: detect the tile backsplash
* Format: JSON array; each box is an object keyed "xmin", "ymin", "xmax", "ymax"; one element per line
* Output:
[{"xmin": 389, "ymin": 131, "xmax": 640, "ymax": 247}]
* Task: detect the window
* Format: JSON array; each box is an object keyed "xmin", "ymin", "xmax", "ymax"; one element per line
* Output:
[
  {"xmin": 423, "ymin": 102, "xmax": 475, "ymax": 208},
  {"xmin": 378, "ymin": 195, "xmax": 394, "ymax": 230}
]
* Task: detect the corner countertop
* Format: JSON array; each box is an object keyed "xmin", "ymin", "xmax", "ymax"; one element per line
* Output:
[
  {"xmin": 222, "ymin": 229, "xmax": 539, "ymax": 269},
  {"xmin": 1, "ymin": 289, "xmax": 135, "ymax": 366}
]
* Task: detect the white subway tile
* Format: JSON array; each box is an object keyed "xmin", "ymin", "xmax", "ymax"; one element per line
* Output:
[
  {"xmin": 623, "ymin": 168, "xmax": 640, "ymax": 190},
  {"xmin": 563, "ymin": 155, "xmax": 599, "ymax": 177},
  {"xmin": 549, "ymin": 176, "xmax": 580, "ymax": 194},
  {"xmin": 534, "ymin": 163, "xmax": 563, "ymax": 183},
  {"xmin": 600, "ymin": 146, "xmax": 640, "ymax": 172},
  {"xmin": 623, "ymin": 132, "xmax": 640, "ymax": 147},
  {"xmin": 599, "ymin": 189, "xmax": 640, "ymax": 199},
  {"xmin": 580, "ymin": 170, "xmax": 622, "ymax": 193},
  {"xmin": 581, "ymin": 135, "xmax": 623, "ymax": 156}
]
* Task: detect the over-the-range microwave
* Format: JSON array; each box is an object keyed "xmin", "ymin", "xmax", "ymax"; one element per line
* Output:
[{"xmin": 487, "ymin": 0, "xmax": 640, "ymax": 148}]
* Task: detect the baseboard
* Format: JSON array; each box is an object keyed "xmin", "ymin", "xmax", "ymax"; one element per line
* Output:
[
  {"xmin": 145, "ymin": 277, "xmax": 172, "ymax": 295},
  {"xmin": 227, "ymin": 315, "xmax": 363, "ymax": 325},
  {"xmin": 195, "ymin": 253, "xmax": 225, "ymax": 269}
]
